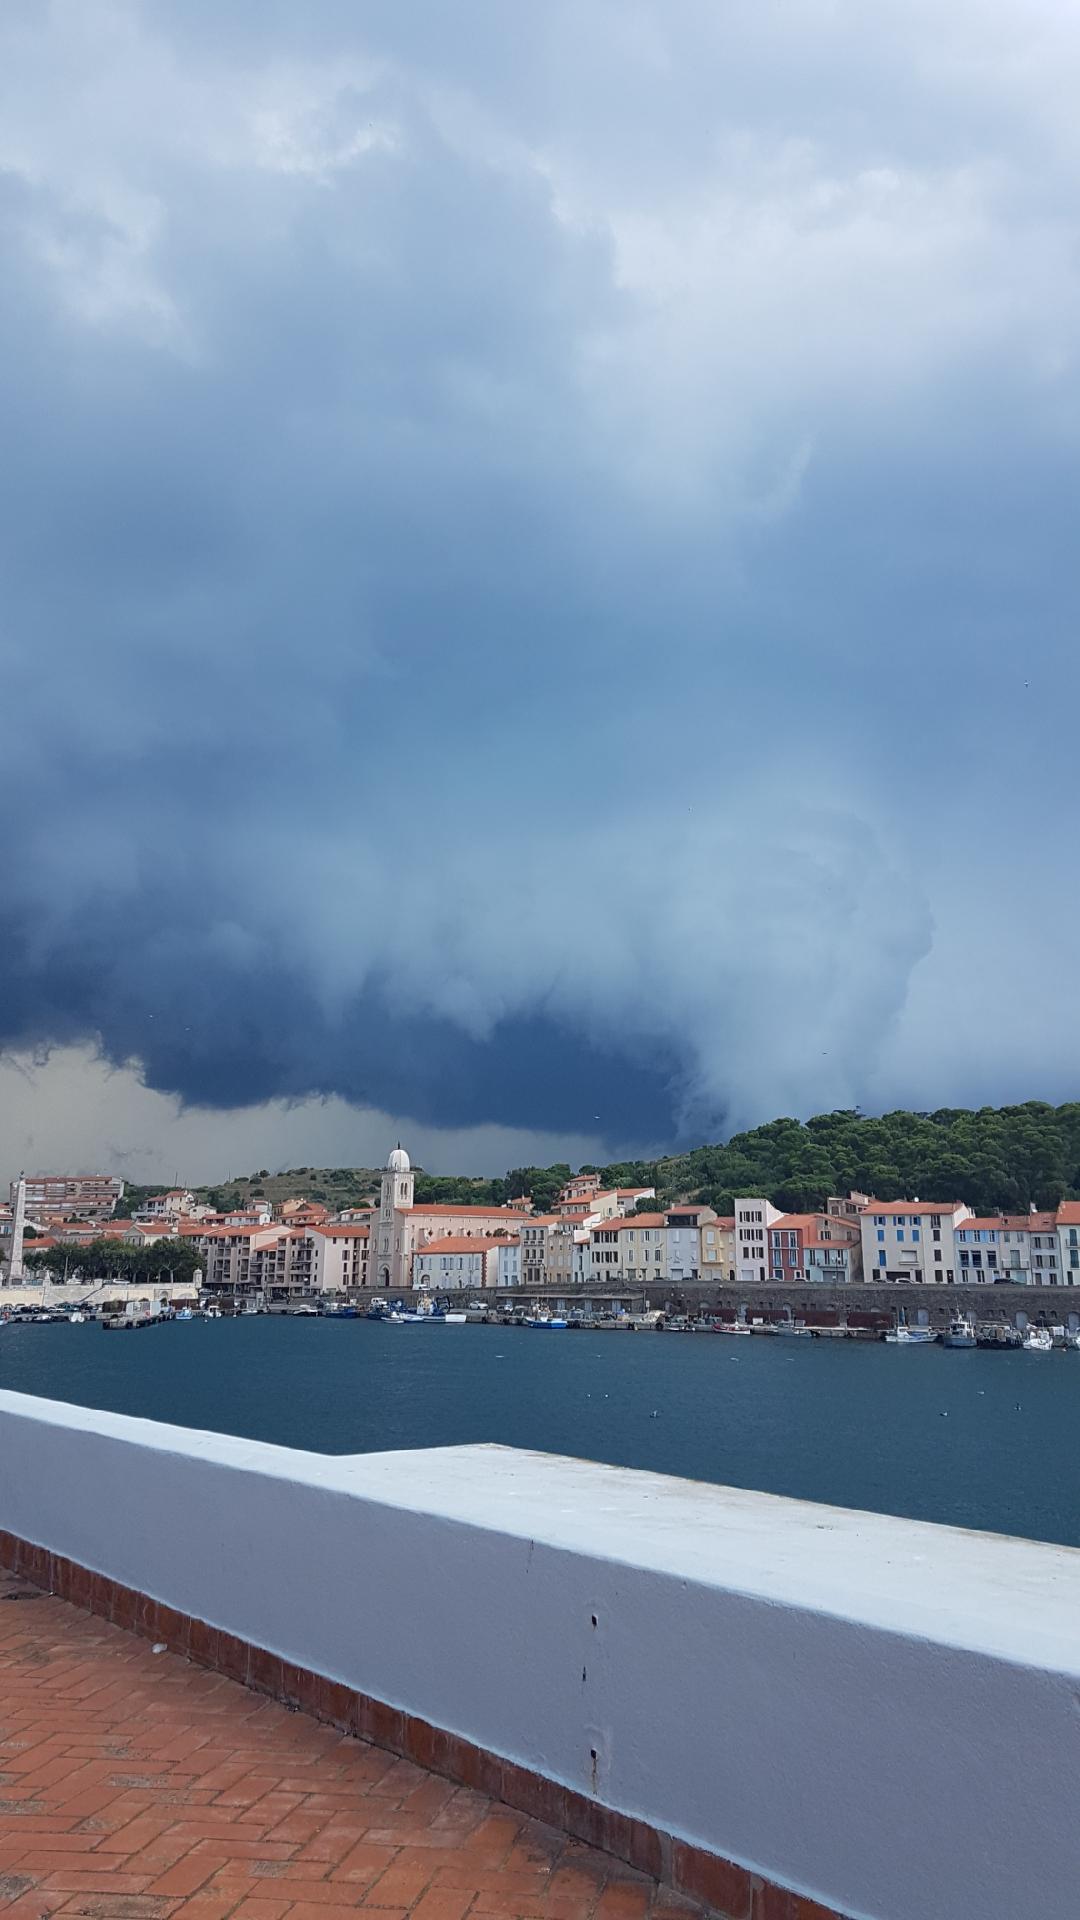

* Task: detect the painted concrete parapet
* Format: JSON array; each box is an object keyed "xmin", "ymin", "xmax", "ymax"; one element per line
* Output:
[{"xmin": 0, "ymin": 1392, "xmax": 1078, "ymax": 1920}]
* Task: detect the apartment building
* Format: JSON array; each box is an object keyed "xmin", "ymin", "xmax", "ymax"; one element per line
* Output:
[
  {"xmin": 13, "ymin": 1174, "xmax": 124, "ymax": 1222},
  {"xmin": 1057, "ymin": 1202, "xmax": 1080, "ymax": 1282},
  {"xmin": 520, "ymin": 1216, "xmax": 560, "ymax": 1288},
  {"xmin": 734, "ymin": 1198, "xmax": 783, "ymax": 1284},
  {"xmin": 666, "ymin": 1205, "xmax": 717, "ymax": 1283},
  {"xmin": 700, "ymin": 1215, "xmax": 736, "ymax": 1285},
  {"xmin": 496, "ymin": 1238, "xmax": 522, "ymax": 1289},
  {"xmin": 770, "ymin": 1212, "xmax": 863, "ymax": 1283},
  {"xmin": 860, "ymin": 1201, "xmax": 972, "ymax": 1283},
  {"xmin": 589, "ymin": 1214, "xmax": 668, "ymax": 1284}
]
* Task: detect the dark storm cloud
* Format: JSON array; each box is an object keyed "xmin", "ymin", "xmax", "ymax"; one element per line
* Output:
[{"xmin": 2, "ymin": 0, "xmax": 1080, "ymax": 1146}]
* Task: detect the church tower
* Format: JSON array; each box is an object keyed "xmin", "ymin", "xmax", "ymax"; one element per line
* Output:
[{"xmin": 376, "ymin": 1145, "xmax": 413, "ymax": 1288}]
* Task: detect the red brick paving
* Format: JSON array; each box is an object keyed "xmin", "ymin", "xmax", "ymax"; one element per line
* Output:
[{"xmin": 0, "ymin": 1576, "xmax": 703, "ymax": 1920}]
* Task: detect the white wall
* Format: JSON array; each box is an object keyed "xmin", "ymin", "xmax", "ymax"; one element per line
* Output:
[{"xmin": 1, "ymin": 1391, "xmax": 1078, "ymax": 1920}]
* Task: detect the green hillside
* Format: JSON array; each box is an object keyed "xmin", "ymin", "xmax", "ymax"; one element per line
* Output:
[{"xmin": 119, "ymin": 1100, "xmax": 1080, "ymax": 1223}]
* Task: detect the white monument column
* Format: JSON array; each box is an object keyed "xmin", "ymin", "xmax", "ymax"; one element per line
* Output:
[{"xmin": 8, "ymin": 1175, "xmax": 27, "ymax": 1282}]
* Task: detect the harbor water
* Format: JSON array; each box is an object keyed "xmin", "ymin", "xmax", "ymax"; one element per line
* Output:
[{"xmin": 3, "ymin": 1316, "xmax": 1079, "ymax": 1548}]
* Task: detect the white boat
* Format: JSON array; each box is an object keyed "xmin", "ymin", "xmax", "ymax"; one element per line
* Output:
[
  {"xmin": 443, "ymin": 1310, "xmax": 467, "ymax": 1324},
  {"xmin": 942, "ymin": 1316, "xmax": 977, "ymax": 1349},
  {"xmin": 1022, "ymin": 1326, "xmax": 1053, "ymax": 1352},
  {"xmin": 884, "ymin": 1326, "xmax": 935, "ymax": 1344},
  {"xmin": 175, "ymin": 1306, "xmax": 194, "ymax": 1322},
  {"xmin": 68, "ymin": 1310, "xmax": 88, "ymax": 1325}
]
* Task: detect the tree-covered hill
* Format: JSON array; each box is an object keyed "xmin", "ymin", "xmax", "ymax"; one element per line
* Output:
[
  {"xmin": 600, "ymin": 1102, "xmax": 1080, "ymax": 1216},
  {"xmin": 105, "ymin": 1101, "xmax": 1080, "ymax": 1225}
]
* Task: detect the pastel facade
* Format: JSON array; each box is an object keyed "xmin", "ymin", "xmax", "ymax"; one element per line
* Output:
[
  {"xmin": 700, "ymin": 1215, "xmax": 736, "ymax": 1285},
  {"xmin": 735, "ymin": 1198, "xmax": 783, "ymax": 1285},
  {"xmin": 589, "ymin": 1214, "xmax": 668, "ymax": 1284},
  {"xmin": 860, "ymin": 1201, "xmax": 972, "ymax": 1284},
  {"xmin": 666, "ymin": 1206, "xmax": 718, "ymax": 1284},
  {"xmin": 770, "ymin": 1213, "xmax": 863, "ymax": 1283}
]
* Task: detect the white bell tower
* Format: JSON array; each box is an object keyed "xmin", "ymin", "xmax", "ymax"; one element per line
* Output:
[
  {"xmin": 376, "ymin": 1145, "xmax": 414, "ymax": 1289},
  {"xmin": 381, "ymin": 1143, "xmax": 414, "ymax": 1216}
]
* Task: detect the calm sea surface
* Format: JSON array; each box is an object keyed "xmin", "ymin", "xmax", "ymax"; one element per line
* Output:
[{"xmin": 3, "ymin": 1317, "xmax": 1079, "ymax": 1548}]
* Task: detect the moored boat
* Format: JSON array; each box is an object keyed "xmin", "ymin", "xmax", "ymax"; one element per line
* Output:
[
  {"xmin": 942, "ymin": 1316, "xmax": 977, "ymax": 1349},
  {"xmin": 1022, "ymin": 1325, "xmax": 1053, "ymax": 1352}
]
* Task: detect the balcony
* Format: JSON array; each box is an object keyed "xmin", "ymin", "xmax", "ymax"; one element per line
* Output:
[{"xmin": 1, "ymin": 1389, "xmax": 1077, "ymax": 1920}]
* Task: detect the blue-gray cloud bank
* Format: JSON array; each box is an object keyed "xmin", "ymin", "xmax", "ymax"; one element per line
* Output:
[{"xmin": 3, "ymin": 0, "xmax": 1080, "ymax": 1148}]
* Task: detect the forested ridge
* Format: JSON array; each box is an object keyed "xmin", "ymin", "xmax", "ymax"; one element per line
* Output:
[{"xmin": 76, "ymin": 1101, "xmax": 1080, "ymax": 1228}]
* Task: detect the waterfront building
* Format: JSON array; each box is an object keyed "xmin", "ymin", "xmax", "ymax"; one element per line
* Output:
[
  {"xmin": 803, "ymin": 1219, "xmax": 862, "ymax": 1283},
  {"xmin": 309, "ymin": 1223, "xmax": 370, "ymax": 1294},
  {"xmin": 520, "ymin": 1215, "xmax": 562, "ymax": 1289},
  {"xmin": 770, "ymin": 1212, "xmax": 862, "ymax": 1283},
  {"xmin": 700, "ymin": 1214, "xmax": 736, "ymax": 1285},
  {"xmin": 413, "ymin": 1236, "xmax": 505, "ymax": 1292},
  {"xmin": 666, "ymin": 1205, "xmax": 717, "ymax": 1283},
  {"xmin": 589, "ymin": 1213, "xmax": 668, "ymax": 1285},
  {"xmin": 200, "ymin": 1223, "xmax": 290, "ymax": 1300},
  {"xmin": 1057, "ymin": 1201, "xmax": 1080, "ymax": 1282},
  {"xmin": 859, "ymin": 1200, "xmax": 971, "ymax": 1284},
  {"xmin": 370, "ymin": 1146, "xmax": 530, "ymax": 1290},
  {"xmin": 734, "ymin": 1197, "xmax": 784, "ymax": 1284},
  {"xmin": 11, "ymin": 1172, "xmax": 124, "ymax": 1222},
  {"xmin": 496, "ymin": 1237, "xmax": 522, "ymax": 1289}
]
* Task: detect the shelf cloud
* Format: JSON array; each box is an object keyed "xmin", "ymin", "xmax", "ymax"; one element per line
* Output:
[{"xmin": 3, "ymin": 0, "xmax": 1080, "ymax": 1157}]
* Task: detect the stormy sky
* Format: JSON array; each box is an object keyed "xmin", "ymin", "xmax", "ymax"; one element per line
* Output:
[{"xmin": 2, "ymin": 0, "xmax": 1080, "ymax": 1182}]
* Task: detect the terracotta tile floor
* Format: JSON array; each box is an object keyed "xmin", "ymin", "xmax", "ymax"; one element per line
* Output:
[{"xmin": 0, "ymin": 1575, "xmax": 701, "ymax": 1920}]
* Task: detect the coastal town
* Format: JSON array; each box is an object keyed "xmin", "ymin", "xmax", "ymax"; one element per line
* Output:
[{"xmin": 3, "ymin": 1145, "xmax": 1080, "ymax": 1313}]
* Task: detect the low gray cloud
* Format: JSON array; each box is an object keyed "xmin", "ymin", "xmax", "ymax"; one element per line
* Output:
[{"xmin": 2, "ymin": 0, "xmax": 1080, "ymax": 1159}]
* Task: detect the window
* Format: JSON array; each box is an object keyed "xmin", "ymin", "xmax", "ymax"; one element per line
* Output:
[
  {"xmin": 874, "ymin": 1215, "xmax": 885, "ymax": 1225},
  {"xmin": 912, "ymin": 1230, "xmax": 920, "ymax": 1243},
  {"xmin": 896, "ymin": 1230, "xmax": 905, "ymax": 1243},
  {"xmin": 934, "ymin": 1268, "xmax": 943, "ymax": 1282},
  {"xmin": 878, "ymin": 1251, "xmax": 886, "ymax": 1267},
  {"xmin": 932, "ymin": 1228, "xmax": 941, "ymax": 1242},
  {"xmin": 877, "ymin": 1229, "xmax": 885, "ymax": 1242}
]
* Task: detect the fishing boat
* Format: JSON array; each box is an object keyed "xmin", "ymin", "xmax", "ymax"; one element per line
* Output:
[
  {"xmin": 1022, "ymin": 1325, "xmax": 1053, "ymax": 1352},
  {"xmin": 883, "ymin": 1325, "xmax": 935, "ymax": 1344},
  {"xmin": 399, "ymin": 1293, "xmax": 444, "ymax": 1323},
  {"xmin": 942, "ymin": 1315, "xmax": 977, "ymax": 1349},
  {"xmin": 443, "ymin": 1310, "xmax": 468, "ymax": 1324}
]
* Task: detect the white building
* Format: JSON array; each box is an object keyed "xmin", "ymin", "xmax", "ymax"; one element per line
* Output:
[
  {"xmin": 734, "ymin": 1198, "xmax": 783, "ymax": 1285},
  {"xmin": 496, "ymin": 1238, "xmax": 522, "ymax": 1290},
  {"xmin": 861, "ymin": 1201, "xmax": 971, "ymax": 1284},
  {"xmin": 1057, "ymin": 1202, "xmax": 1080, "ymax": 1284},
  {"xmin": 136, "ymin": 1190, "xmax": 196, "ymax": 1221},
  {"xmin": 413, "ymin": 1237, "xmax": 503, "ymax": 1292}
]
